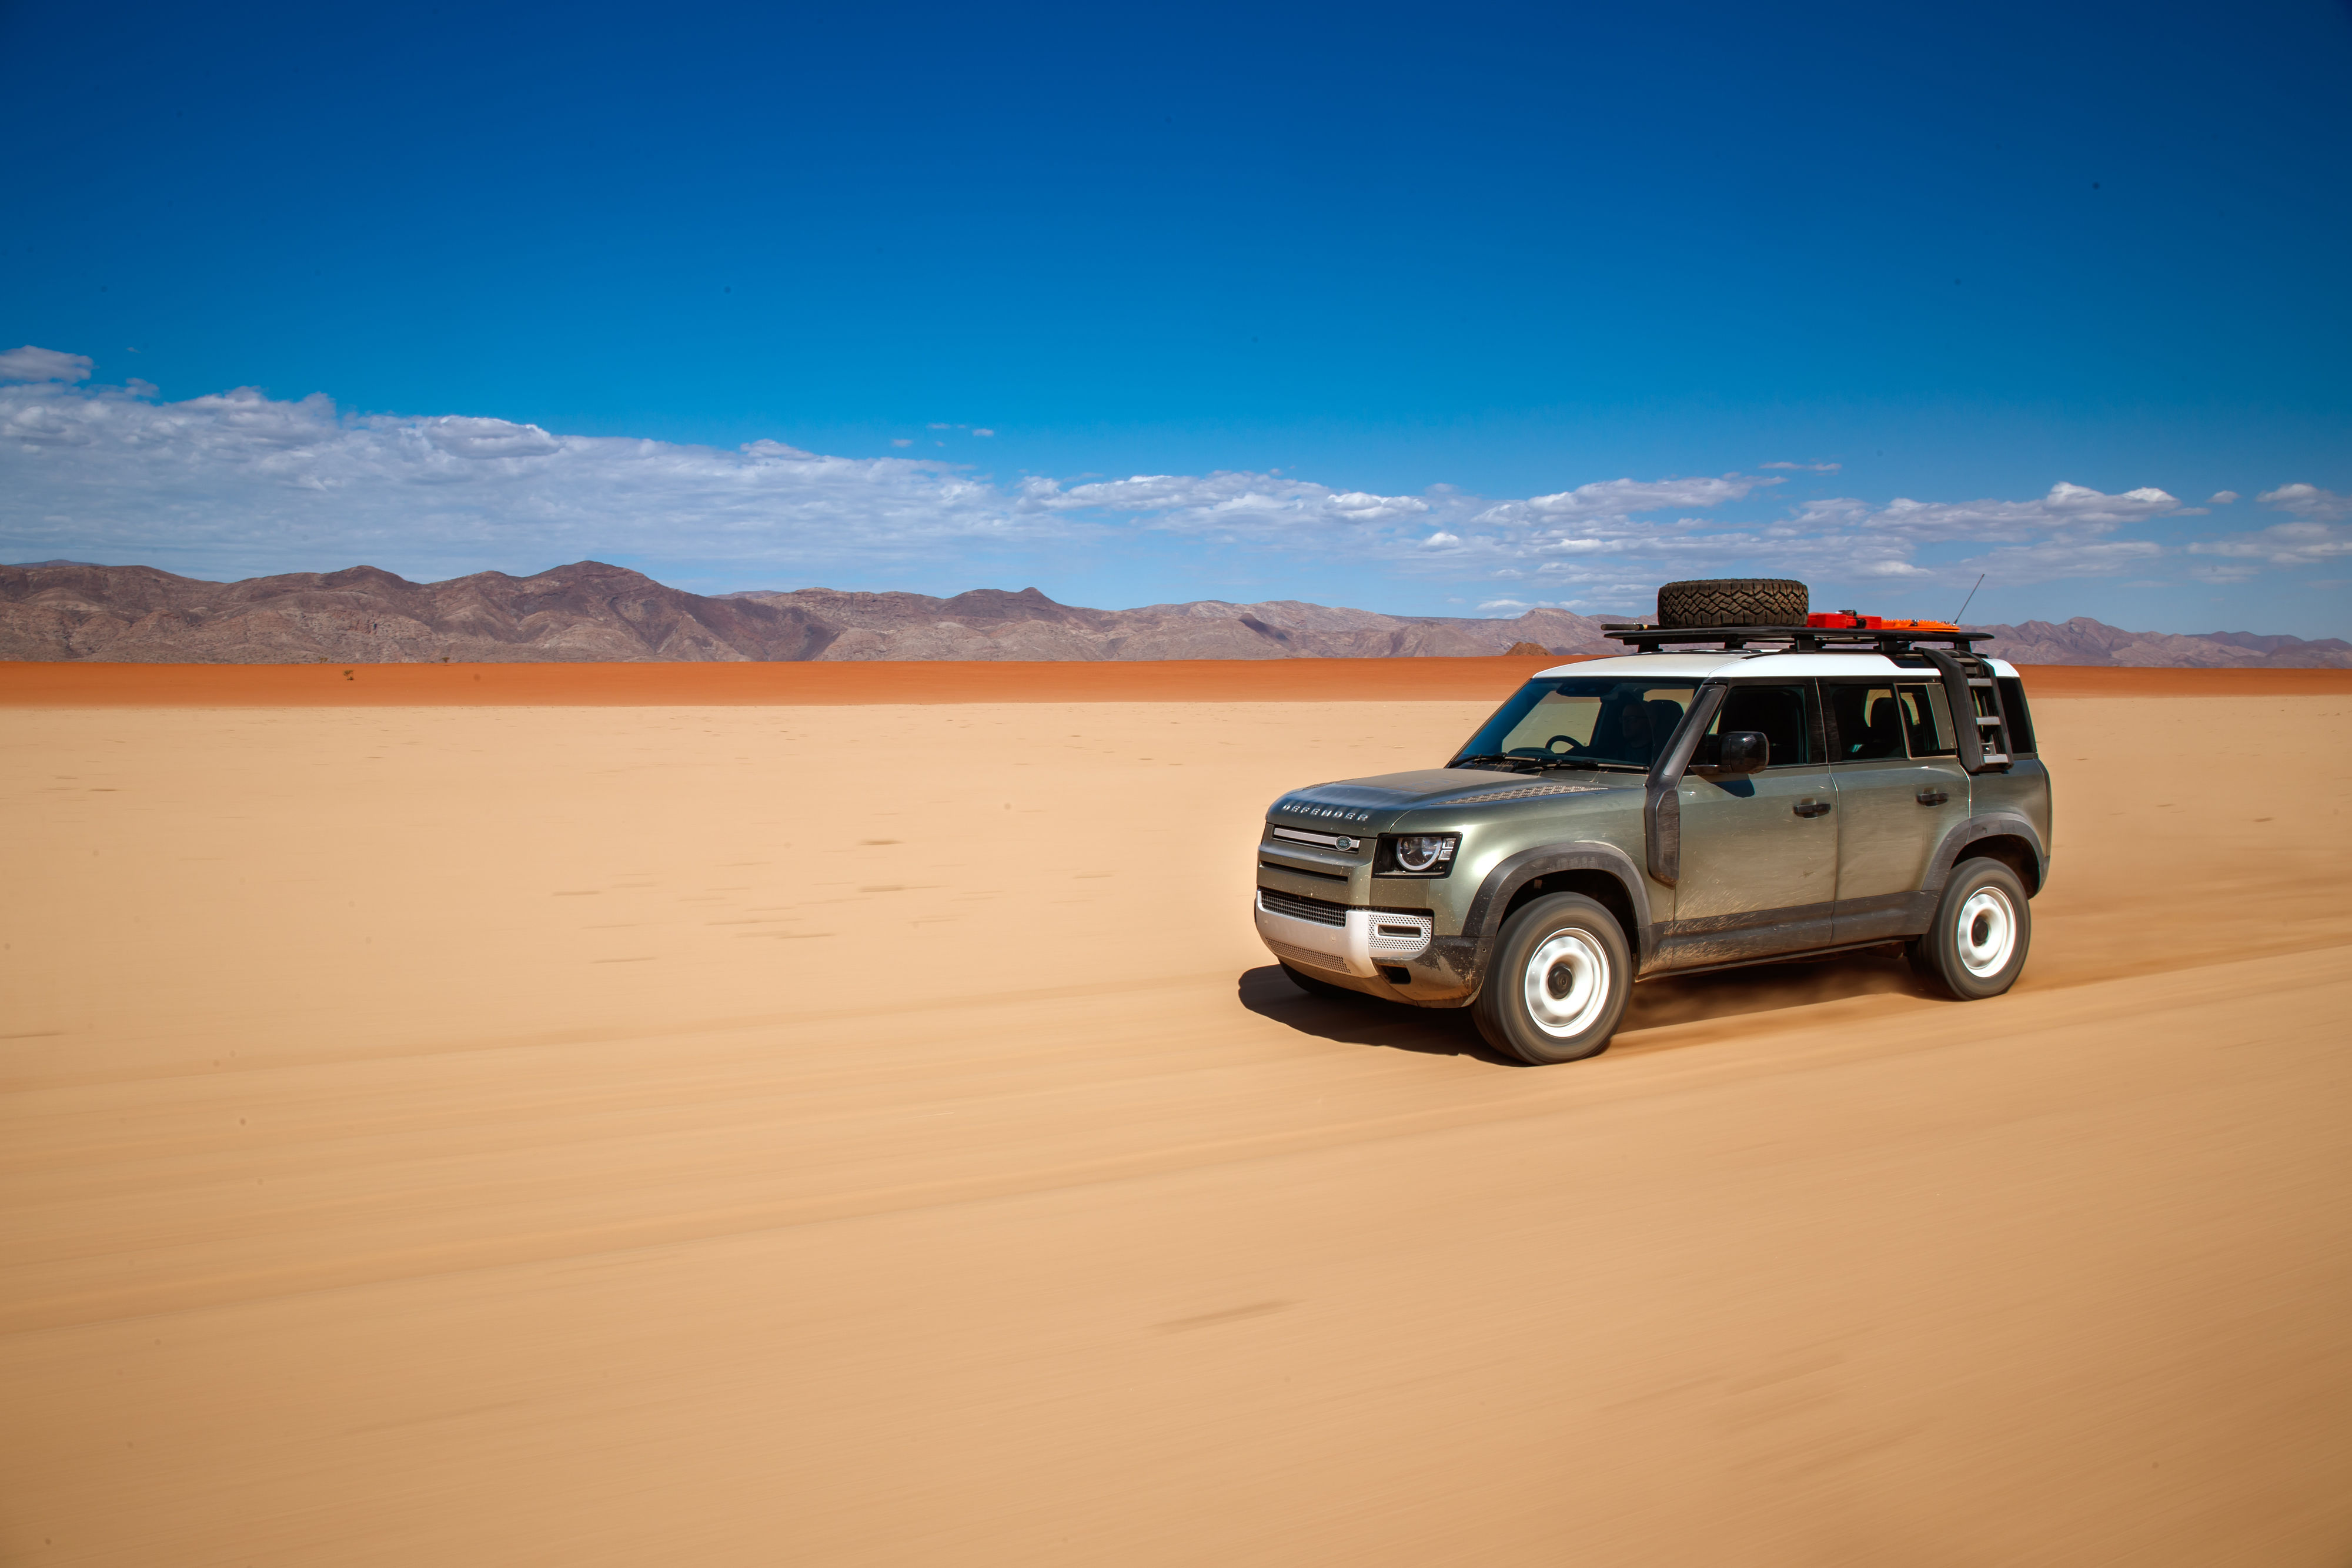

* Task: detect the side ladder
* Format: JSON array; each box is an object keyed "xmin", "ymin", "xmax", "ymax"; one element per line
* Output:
[
  {"xmin": 1963, "ymin": 658, "xmax": 2012, "ymax": 768},
  {"xmin": 1921, "ymin": 648, "xmax": 2013, "ymax": 772}
]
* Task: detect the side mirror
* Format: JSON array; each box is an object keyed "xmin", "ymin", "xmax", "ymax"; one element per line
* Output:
[{"xmin": 1717, "ymin": 730, "xmax": 1769, "ymax": 774}]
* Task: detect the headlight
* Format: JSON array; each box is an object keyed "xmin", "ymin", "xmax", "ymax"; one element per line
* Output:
[{"xmin": 1380, "ymin": 833, "xmax": 1459, "ymax": 877}]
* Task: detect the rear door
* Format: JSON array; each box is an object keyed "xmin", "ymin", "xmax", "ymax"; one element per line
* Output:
[
  {"xmin": 1825, "ymin": 680, "xmax": 1971, "ymax": 942},
  {"xmin": 1662, "ymin": 680, "xmax": 1839, "ymax": 965}
]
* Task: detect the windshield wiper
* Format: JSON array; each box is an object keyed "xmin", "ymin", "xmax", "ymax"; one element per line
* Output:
[
  {"xmin": 1539, "ymin": 758, "xmax": 1648, "ymax": 774},
  {"xmin": 1448, "ymin": 753, "xmax": 1541, "ymax": 773}
]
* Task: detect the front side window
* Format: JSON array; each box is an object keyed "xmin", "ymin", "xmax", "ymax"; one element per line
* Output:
[{"xmin": 1454, "ymin": 678, "xmax": 1702, "ymax": 772}]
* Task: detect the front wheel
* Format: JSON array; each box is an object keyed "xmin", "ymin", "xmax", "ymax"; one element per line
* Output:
[
  {"xmin": 1909, "ymin": 858, "xmax": 2031, "ymax": 1000},
  {"xmin": 1472, "ymin": 894, "xmax": 1632, "ymax": 1065}
]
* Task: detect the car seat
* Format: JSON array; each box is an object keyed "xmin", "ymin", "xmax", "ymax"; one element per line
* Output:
[
  {"xmin": 1644, "ymin": 698, "xmax": 1686, "ymax": 761},
  {"xmin": 1860, "ymin": 693, "xmax": 1902, "ymax": 758}
]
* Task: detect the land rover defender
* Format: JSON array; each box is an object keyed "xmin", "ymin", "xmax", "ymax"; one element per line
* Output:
[{"xmin": 1252, "ymin": 579, "xmax": 2051, "ymax": 1064}]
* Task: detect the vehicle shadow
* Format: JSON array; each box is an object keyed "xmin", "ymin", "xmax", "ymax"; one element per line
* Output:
[
  {"xmin": 1234, "ymin": 966, "xmax": 1519, "ymax": 1066},
  {"xmin": 1239, "ymin": 949, "xmax": 1936, "ymax": 1065}
]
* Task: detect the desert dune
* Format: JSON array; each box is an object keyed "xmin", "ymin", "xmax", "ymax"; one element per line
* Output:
[
  {"xmin": 3, "ymin": 671, "xmax": 2348, "ymax": 1564},
  {"xmin": 6, "ymin": 655, "xmax": 2351, "ymax": 707}
]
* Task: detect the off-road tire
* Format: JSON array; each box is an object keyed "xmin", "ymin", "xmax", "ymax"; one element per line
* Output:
[
  {"xmin": 1656, "ymin": 578, "xmax": 1809, "ymax": 628},
  {"xmin": 1278, "ymin": 961, "xmax": 1353, "ymax": 1001},
  {"xmin": 1908, "ymin": 858, "xmax": 2031, "ymax": 1000},
  {"xmin": 1472, "ymin": 893, "xmax": 1633, "ymax": 1065}
]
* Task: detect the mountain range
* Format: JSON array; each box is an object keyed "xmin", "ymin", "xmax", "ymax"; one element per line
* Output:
[{"xmin": 4, "ymin": 560, "xmax": 2347, "ymax": 668}]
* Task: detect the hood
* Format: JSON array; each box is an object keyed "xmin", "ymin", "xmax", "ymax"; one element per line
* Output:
[{"xmin": 1268, "ymin": 768, "xmax": 1633, "ymax": 825}]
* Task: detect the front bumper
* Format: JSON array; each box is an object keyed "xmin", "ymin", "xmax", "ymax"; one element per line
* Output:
[{"xmin": 1253, "ymin": 891, "xmax": 1433, "ymax": 978}]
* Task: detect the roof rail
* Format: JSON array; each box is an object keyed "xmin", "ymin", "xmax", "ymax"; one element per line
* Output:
[{"xmin": 1598, "ymin": 623, "xmax": 1997, "ymax": 654}]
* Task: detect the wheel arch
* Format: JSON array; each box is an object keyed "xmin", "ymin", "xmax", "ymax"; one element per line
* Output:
[
  {"xmin": 1928, "ymin": 813, "xmax": 2047, "ymax": 897},
  {"xmin": 1464, "ymin": 843, "xmax": 1655, "ymax": 965}
]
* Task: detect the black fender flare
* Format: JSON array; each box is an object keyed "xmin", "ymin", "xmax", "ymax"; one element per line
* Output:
[
  {"xmin": 1927, "ymin": 812, "xmax": 2049, "ymax": 895},
  {"xmin": 1459, "ymin": 841, "xmax": 1658, "ymax": 965}
]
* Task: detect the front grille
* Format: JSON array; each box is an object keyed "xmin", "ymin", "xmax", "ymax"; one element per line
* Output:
[
  {"xmin": 1258, "ymin": 888, "xmax": 1347, "ymax": 927},
  {"xmin": 1266, "ymin": 938, "xmax": 1350, "ymax": 974},
  {"xmin": 1269, "ymin": 824, "xmax": 1359, "ymax": 849}
]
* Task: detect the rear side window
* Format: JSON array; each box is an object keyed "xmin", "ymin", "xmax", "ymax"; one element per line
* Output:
[
  {"xmin": 1897, "ymin": 683, "xmax": 1957, "ymax": 757},
  {"xmin": 1709, "ymin": 683, "xmax": 1813, "ymax": 767},
  {"xmin": 1826, "ymin": 684, "xmax": 1905, "ymax": 760},
  {"xmin": 1997, "ymin": 677, "xmax": 2037, "ymax": 755}
]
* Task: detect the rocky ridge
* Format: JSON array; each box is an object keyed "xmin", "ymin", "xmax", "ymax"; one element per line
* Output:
[
  {"xmin": 0, "ymin": 561, "xmax": 1622, "ymax": 664},
  {"xmin": 2, "ymin": 560, "xmax": 2346, "ymax": 667}
]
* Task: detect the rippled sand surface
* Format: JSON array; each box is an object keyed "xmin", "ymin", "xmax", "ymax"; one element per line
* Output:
[{"xmin": 4, "ymin": 676, "xmax": 2348, "ymax": 1565}]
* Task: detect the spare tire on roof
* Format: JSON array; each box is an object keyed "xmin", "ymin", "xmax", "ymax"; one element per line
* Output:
[{"xmin": 1655, "ymin": 578, "xmax": 1809, "ymax": 628}]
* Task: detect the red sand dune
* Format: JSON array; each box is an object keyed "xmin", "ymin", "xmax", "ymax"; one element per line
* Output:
[{"xmin": 4, "ymin": 656, "xmax": 2349, "ymax": 706}]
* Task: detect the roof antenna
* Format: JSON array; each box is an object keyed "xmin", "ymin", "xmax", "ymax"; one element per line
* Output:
[{"xmin": 1952, "ymin": 573, "xmax": 1986, "ymax": 624}]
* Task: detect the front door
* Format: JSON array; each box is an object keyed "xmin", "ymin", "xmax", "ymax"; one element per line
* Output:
[
  {"xmin": 1824, "ymin": 680, "xmax": 1972, "ymax": 942},
  {"xmin": 1661, "ymin": 681, "xmax": 1839, "ymax": 967}
]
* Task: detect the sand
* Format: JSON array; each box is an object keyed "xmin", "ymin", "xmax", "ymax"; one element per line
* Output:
[{"xmin": 4, "ymin": 676, "xmax": 2349, "ymax": 1564}]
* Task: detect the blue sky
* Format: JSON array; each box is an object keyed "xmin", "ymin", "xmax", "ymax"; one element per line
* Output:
[{"xmin": 4, "ymin": 0, "xmax": 2348, "ymax": 633}]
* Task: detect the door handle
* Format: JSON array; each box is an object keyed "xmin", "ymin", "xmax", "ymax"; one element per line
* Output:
[
  {"xmin": 1916, "ymin": 789, "xmax": 1949, "ymax": 806},
  {"xmin": 1793, "ymin": 799, "xmax": 1833, "ymax": 818}
]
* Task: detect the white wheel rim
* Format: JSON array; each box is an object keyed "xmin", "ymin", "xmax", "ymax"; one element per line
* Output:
[
  {"xmin": 1523, "ymin": 929, "xmax": 1610, "ymax": 1038},
  {"xmin": 1955, "ymin": 886, "xmax": 2017, "ymax": 978}
]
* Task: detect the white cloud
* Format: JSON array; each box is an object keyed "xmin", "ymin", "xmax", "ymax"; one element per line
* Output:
[
  {"xmin": 891, "ymin": 437, "xmax": 913, "ymax": 447},
  {"xmin": 2257, "ymin": 483, "xmax": 2351, "ymax": 521},
  {"xmin": 1725, "ymin": 483, "xmax": 2181, "ymax": 590},
  {"xmin": 1475, "ymin": 473, "xmax": 1774, "ymax": 525},
  {"xmin": 1025, "ymin": 470, "xmax": 1430, "ymax": 529},
  {"xmin": 0, "ymin": 379, "xmax": 1068, "ymax": 579},
  {"xmin": 0, "ymin": 346, "xmax": 92, "ymax": 383},
  {"xmin": 1838, "ymin": 482, "xmax": 2182, "ymax": 543},
  {"xmin": 1960, "ymin": 538, "xmax": 2165, "ymax": 576},
  {"xmin": 2209, "ymin": 490, "xmax": 2239, "ymax": 504},
  {"xmin": 0, "ymin": 359, "xmax": 2244, "ymax": 603},
  {"xmin": 971, "ymin": 428, "xmax": 995, "ymax": 437},
  {"xmin": 2176, "ymin": 486, "xmax": 2352, "ymax": 571},
  {"xmin": 2188, "ymin": 520, "xmax": 2352, "ymax": 567},
  {"xmin": 1761, "ymin": 460, "xmax": 1840, "ymax": 472}
]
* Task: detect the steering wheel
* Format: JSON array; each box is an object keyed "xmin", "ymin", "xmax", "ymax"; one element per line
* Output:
[{"xmin": 1543, "ymin": 734, "xmax": 1586, "ymax": 756}]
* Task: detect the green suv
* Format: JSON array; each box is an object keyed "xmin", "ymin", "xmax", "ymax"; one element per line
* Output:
[{"xmin": 1252, "ymin": 582, "xmax": 2050, "ymax": 1064}]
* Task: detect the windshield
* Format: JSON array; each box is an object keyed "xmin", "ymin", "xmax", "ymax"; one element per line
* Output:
[{"xmin": 1452, "ymin": 678, "xmax": 1702, "ymax": 771}]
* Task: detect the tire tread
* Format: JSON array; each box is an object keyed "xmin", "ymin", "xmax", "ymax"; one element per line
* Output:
[{"xmin": 1655, "ymin": 577, "xmax": 1809, "ymax": 627}]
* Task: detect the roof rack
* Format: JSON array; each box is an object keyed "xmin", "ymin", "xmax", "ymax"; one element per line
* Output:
[{"xmin": 1599, "ymin": 623, "xmax": 1996, "ymax": 655}]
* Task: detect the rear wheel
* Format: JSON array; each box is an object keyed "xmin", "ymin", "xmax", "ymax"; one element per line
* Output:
[
  {"xmin": 1909, "ymin": 858, "xmax": 2031, "ymax": 999},
  {"xmin": 1655, "ymin": 577, "xmax": 1809, "ymax": 627},
  {"xmin": 1473, "ymin": 894, "xmax": 1632, "ymax": 1065}
]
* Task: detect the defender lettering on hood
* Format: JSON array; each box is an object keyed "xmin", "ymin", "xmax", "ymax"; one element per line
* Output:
[{"xmin": 1269, "ymin": 771, "xmax": 1626, "ymax": 824}]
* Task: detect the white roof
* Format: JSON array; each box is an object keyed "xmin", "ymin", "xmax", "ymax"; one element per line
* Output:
[{"xmin": 1538, "ymin": 651, "xmax": 2020, "ymax": 680}]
